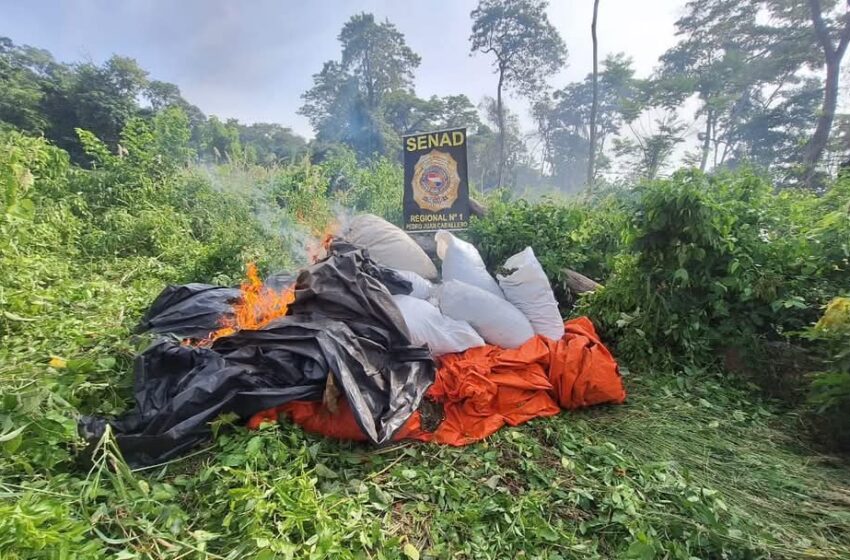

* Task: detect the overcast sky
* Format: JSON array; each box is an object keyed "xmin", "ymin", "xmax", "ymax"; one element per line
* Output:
[{"xmin": 1, "ymin": 0, "xmax": 688, "ymax": 139}]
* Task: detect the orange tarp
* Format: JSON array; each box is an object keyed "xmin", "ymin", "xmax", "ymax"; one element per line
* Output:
[{"xmin": 247, "ymin": 317, "xmax": 626, "ymax": 444}]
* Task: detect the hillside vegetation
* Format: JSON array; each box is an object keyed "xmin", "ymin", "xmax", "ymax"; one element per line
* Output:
[{"xmin": 2, "ymin": 112, "xmax": 850, "ymax": 558}]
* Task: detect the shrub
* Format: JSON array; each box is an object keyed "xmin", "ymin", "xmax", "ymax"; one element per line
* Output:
[
  {"xmin": 800, "ymin": 297, "xmax": 850, "ymax": 451},
  {"xmin": 322, "ymin": 148, "xmax": 404, "ymax": 225},
  {"xmin": 581, "ymin": 170, "xmax": 849, "ymax": 369},
  {"xmin": 469, "ymin": 193, "xmax": 628, "ymax": 305}
]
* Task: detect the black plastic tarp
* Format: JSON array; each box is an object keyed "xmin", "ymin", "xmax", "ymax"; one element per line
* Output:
[
  {"xmin": 136, "ymin": 272, "xmax": 297, "ymax": 340},
  {"xmin": 81, "ymin": 240, "xmax": 433, "ymax": 466},
  {"xmin": 136, "ymin": 284, "xmax": 241, "ymax": 340}
]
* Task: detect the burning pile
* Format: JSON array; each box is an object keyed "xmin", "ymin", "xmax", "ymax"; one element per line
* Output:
[
  {"xmin": 82, "ymin": 215, "xmax": 626, "ymax": 467},
  {"xmin": 201, "ymin": 263, "xmax": 295, "ymax": 345}
]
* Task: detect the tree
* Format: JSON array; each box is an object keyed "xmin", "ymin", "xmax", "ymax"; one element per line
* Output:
[
  {"xmin": 657, "ymin": 0, "xmax": 816, "ymax": 175},
  {"xmin": 381, "ymin": 93, "xmax": 483, "ymax": 137},
  {"xmin": 197, "ymin": 116, "xmax": 243, "ymax": 162},
  {"xmin": 301, "ymin": 14, "xmax": 421, "ymax": 159},
  {"xmin": 534, "ymin": 54, "xmax": 639, "ymax": 190},
  {"xmin": 153, "ymin": 106, "xmax": 194, "ymax": 168},
  {"xmin": 613, "ymin": 111, "xmax": 685, "ymax": 181},
  {"xmin": 0, "ymin": 37, "xmax": 56, "ymax": 134},
  {"xmin": 38, "ymin": 55, "xmax": 150, "ymax": 163},
  {"xmin": 145, "ymin": 80, "xmax": 182, "ymax": 112},
  {"xmin": 471, "ymin": 97, "xmax": 529, "ymax": 191},
  {"xmin": 470, "ymin": 0, "xmax": 566, "ymax": 189},
  {"xmin": 381, "ymin": 91, "xmax": 441, "ymax": 135},
  {"xmin": 237, "ymin": 123, "xmax": 308, "ymax": 165},
  {"xmin": 587, "ymin": 0, "xmax": 601, "ymax": 187},
  {"xmin": 300, "ymin": 61, "xmax": 359, "ymax": 136},
  {"xmin": 801, "ymin": 0, "xmax": 850, "ymax": 185},
  {"xmin": 714, "ymin": 78, "xmax": 822, "ymax": 175},
  {"xmin": 300, "ymin": 60, "xmax": 380, "ymax": 157},
  {"xmin": 339, "ymin": 13, "xmax": 421, "ymax": 110}
]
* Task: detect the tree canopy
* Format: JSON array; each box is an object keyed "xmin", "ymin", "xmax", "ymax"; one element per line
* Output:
[
  {"xmin": 3, "ymin": 0, "xmax": 850, "ymax": 190},
  {"xmin": 470, "ymin": 0, "xmax": 566, "ymax": 188}
]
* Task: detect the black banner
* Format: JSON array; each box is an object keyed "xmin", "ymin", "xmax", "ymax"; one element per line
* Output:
[{"xmin": 402, "ymin": 127, "xmax": 469, "ymax": 232}]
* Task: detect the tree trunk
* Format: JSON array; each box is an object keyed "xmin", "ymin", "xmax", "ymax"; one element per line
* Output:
[
  {"xmin": 699, "ymin": 108, "xmax": 712, "ymax": 172},
  {"xmin": 587, "ymin": 0, "xmax": 601, "ymax": 188},
  {"xmin": 804, "ymin": 0, "xmax": 850, "ymax": 187},
  {"xmin": 805, "ymin": 54, "xmax": 841, "ymax": 186},
  {"xmin": 496, "ymin": 67, "xmax": 506, "ymax": 191},
  {"xmin": 364, "ymin": 48, "xmax": 375, "ymax": 109}
]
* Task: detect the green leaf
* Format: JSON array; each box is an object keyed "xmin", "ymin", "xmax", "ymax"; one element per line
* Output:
[
  {"xmin": 626, "ymin": 541, "xmax": 655, "ymax": 560},
  {"xmin": 401, "ymin": 468, "xmax": 418, "ymax": 480},
  {"xmin": 191, "ymin": 530, "xmax": 219, "ymax": 542},
  {"xmin": 0, "ymin": 424, "xmax": 26, "ymax": 442},
  {"xmin": 2, "ymin": 311, "xmax": 36, "ymax": 322},
  {"xmin": 403, "ymin": 543, "xmax": 420, "ymax": 560},
  {"xmin": 246, "ymin": 435, "xmax": 264, "ymax": 456},
  {"xmin": 315, "ymin": 463, "xmax": 339, "ymax": 479}
]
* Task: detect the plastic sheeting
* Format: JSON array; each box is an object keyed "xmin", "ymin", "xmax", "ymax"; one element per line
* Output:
[
  {"xmin": 136, "ymin": 273, "xmax": 297, "ymax": 340},
  {"xmin": 136, "ymin": 284, "xmax": 242, "ymax": 340},
  {"xmin": 249, "ymin": 317, "xmax": 627, "ymax": 445},
  {"xmin": 80, "ymin": 240, "xmax": 434, "ymax": 466}
]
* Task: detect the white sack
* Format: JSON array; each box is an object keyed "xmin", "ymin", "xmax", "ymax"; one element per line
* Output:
[
  {"xmin": 392, "ymin": 294, "xmax": 485, "ymax": 356},
  {"xmin": 497, "ymin": 247, "xmax": 565, "ymax": 340},
  {"xmin": 391, "ymin": 268, "xmax": 434, "ymax": 300},
  {"xmin": 437, "ymin": 280, "xmax": 534, "ymax": 349},
  {"xmin": 435, "ymin": 230, "xmax": 503, "ymax": 298},
  {"xmin": 345, "ymin": 214, "xmax": 438, "ymax": 280}
]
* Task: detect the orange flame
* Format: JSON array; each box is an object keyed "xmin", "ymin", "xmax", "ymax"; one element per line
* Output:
[
  {"xmin": 202, "ymin": 263, "xmax": 295, "ymax": 345},
  {"xmin": 307, "ymin": 222, "xmax": 340, "ymax": 264}
]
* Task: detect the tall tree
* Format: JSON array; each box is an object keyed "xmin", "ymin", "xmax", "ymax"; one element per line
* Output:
[
  {"xmin": 801, "ymin": 0, "xmax": 850, "ymax": 185},
  {"xmin": 43, "ymin": 55, "xmax": 150, "ymax": 162},
  {"xmin": 534, "ymin": 54, "xmax": 638, "ymax": 190},
  {"xmin": 381, "ymin": 91, "xmax": 441, "ymax": 135},
  {"xmin": 471, "ymin": 97, "xmax": 528, "ymax": 191},
  {"xmin": 587, "ymin": 0, "xmax": 601, "ymax": 186},
  {"xmin": 301, "ymin": 13, "xmax": 421, "ymax": 158},
  {"xmin": 613, "ymin": 111, "xmax": 686, "ymax": 180},
  {"xmin": 470, "ymin": 0, "xmax": 566, "ymax": 189},
  {"xmin": 237, "ymin": 123, "xmax": 309, "ymax": 164},
  {"xmin": 433, "ymin": 95, "xmax": 483, "ymax": 133},
  {"xmin": 339, "ymin": 13, "xmax": 421, "ymax": 110},
  {"xmin": 0, "ymin": 37, "xmax": 56, "ymax": 134},
  {"xmin": 381, "ymin": 93, "xmax": 482, "ymax": 136},
  {"xmin": 657, "ymin": 0, "xmax": 816, "ymax": 175}
]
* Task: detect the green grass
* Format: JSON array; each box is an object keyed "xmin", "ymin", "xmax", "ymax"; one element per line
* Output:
[
  {"xmin": 2, "ymin": 257, "xmax": 849, "ymax": 559},
  {"xmin": 4, "ymin": 297, "xmax": 850, "ymax": 560},
  {"xmin": 2, "ymin": 131, "xmax": 849, "ymax": 558}
]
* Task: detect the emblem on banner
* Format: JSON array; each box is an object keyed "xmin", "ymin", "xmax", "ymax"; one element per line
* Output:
[{"xmin": 412, "ymin": 150, "xmax": 460, "ymax": 212}]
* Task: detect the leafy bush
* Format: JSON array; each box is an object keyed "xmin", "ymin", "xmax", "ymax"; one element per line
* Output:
[
  {"xmin": 801, "ymin": 297, "xmax": 850, "ymax": 450},
  {"xmin": 322, "ymin": 147, "xmax": 404, "ymax": 225},
  {"xmin": 581, "ymin": 170, "xmax": 849, "ymax": 368},
  {"xmin": 470, "ymin": 170, "xmax": 850, "ymax": 453},
  {"xmin": 469, "ymin": 194, "xmax": 627, "ymax": 290}
]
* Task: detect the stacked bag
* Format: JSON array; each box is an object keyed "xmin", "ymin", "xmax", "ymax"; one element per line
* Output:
[{"xmin": 343, "ymin": 214, "xmax": 564, "ymax": 356}]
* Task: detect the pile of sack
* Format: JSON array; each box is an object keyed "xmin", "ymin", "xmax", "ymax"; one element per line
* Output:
[
  {"xmin": 345, "ymin": 214, "xmax": 564, "ymax": 356},
  {"xmin": 81, "ymin": 214, "xmax": 626, "ymax": 467}
]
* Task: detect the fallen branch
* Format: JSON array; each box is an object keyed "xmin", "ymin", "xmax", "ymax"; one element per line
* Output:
[
  {"xmin": 469, "ymin": 197, "xmax": 488, "ymax": 217},
  {"xmin": 563, "ymin": 268, "xmax": 602, "ymax": 294}
]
